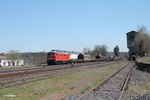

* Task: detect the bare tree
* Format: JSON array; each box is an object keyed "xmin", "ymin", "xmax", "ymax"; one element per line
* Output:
[
  {"xmin": 7, "ymin": 50, "xmax": 20, "ymax": 54},
  {"xmin": 93, "ymin": 45, "xmax": 108, "ymax": 56},
  {"xmin": 83, "ymin": 47, "xmax": 92, "ymax": 54},
  {"xmin": 133, "ymin": 26, "xmax": 150, "ymax": 56}
]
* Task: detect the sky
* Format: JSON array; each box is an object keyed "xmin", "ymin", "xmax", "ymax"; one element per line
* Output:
[{"xmin": 0, "ymin": 0, "xmax": 150, "ymax": 53}]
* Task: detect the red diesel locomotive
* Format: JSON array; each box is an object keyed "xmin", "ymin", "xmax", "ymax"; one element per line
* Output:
[{"xmin": 47, "ymin": 50, "xmax": 70, "ymax": 65}]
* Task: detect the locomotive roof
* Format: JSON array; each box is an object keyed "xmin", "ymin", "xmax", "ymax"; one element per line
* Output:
[
  {"xmin": 49, "ymin": 50, "xmax": 69, "ymax": 54},
  {"xmin": 50, "ymin": 50, "xmax": 80, "ymax": 54}
]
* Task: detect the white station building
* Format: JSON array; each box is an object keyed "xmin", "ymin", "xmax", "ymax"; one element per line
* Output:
[{"xmin": 0, "ymin": 53, "xmax": 24, "ymax": 67}]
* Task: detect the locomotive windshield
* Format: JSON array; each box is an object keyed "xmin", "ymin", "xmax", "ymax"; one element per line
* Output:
[{"xmin": 48, "ymin": 53, "xmax": 55, "ymax": 56}]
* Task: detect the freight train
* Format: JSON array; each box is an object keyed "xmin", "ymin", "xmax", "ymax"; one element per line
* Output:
[
  {"xmin": 47, "ymin": 50, "xmax": 116, "ymax": 65},
  {"xmin": 47, "ymin": 50, "xmax": 104, "ymax": 65}
]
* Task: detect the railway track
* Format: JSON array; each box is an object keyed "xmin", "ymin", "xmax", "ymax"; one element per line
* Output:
[
  {"xmin": 77, "ymin": 62, "xmax": 134, "ymax": 100},
  {"xmin": 0, "ymin": 61, "xmax": 116, "ymax": 89},
  {"xmin": 0, "ymin": 61, "xmax": 112, "ymax": 74}
]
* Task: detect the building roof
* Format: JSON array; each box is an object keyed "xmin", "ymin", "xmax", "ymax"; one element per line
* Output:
[{"xmin": 126, "ymin": 30, "xmax": 137, "ymax": 36}]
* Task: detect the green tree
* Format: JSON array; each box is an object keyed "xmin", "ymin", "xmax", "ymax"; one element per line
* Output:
[{"xmin": 113, "ymin": 45, "xmax": 120, "ymax": 56}]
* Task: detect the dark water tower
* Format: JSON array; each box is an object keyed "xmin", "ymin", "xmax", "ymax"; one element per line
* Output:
[{"xmin": 126, "ymin": 31, "xmax": 137, "ymax": 60}]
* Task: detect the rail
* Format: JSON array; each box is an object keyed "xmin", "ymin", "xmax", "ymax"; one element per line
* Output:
[{"xmin": 77, "ymin": 62, "xmax": 133, "ymax": 100}]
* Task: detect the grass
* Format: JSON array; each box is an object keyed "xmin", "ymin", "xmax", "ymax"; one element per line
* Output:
[
  {"xmin": 128, "ymin": 82, "xmax": 150, "ymax": 94},
  {"xmin": 80, "ymin": 79, "xmax": 100, "ymax": 94},
  {"xmin": 0, "ymin": 61, "xmax": 128, "ymax": 100},
  {"xmin": 128, "ymin": 76, "xmax": 150, "ymax": 94},
  {"xmin": 140, "ymin": 57, "xmax": 150, "ymax": 63}
]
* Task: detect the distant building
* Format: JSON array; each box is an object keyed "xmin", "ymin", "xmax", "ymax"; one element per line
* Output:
[
  {"xmin": 0, "ymin": 60, "xmax": 24, "ymax": 67},
  {"xmin": 126, "ymin": 31, "xmax": 137, "ymax": 60},
  {"xmin": 0, "ymin": 53, "xmax": 24, "ymax": 67}
]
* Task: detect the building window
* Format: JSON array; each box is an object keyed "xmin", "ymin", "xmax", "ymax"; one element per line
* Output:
[
  {"xmin": 3, "ymin": 62, "xmax": 6, "ymax": 66},
  {"xmin": 12, "ymin": 62, "xmax": 15, "ymax": 66},
  {"xmin": 8, "ymin": 62, "xmax": 11, "ymax": 66}
]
